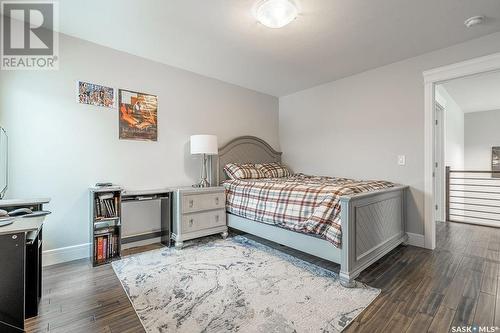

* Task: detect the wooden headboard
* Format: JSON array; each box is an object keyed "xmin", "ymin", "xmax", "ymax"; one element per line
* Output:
[{"xmin": 216, "ymin": 136, "xmax": 282, "ymax": 185}]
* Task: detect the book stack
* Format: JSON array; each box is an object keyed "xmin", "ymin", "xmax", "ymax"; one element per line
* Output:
[
  {"xmin": 95, "ymin": 193, "xmax": 119, "ymax": 219},
  {"xmin": 94, "ymin": 230, "xmax": 119, "ymax": 262}
]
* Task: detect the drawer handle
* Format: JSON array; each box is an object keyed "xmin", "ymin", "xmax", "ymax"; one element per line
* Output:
[
  {"xmin": 189, "ymin": 200, "xmax": 194, "ymax": 208},
  {"xmin": 215, "ymin": 197, "xmax": 219, "ymax": 205},
  {"xmin": 215, "ymin": 215, "xmax": 219, "ymax": 222},
  {"xmin": 189, "ymin": 218, "xmax": 194, "ymax": 226}
]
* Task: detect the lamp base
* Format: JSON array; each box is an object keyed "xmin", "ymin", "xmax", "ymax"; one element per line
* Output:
[
  {"xmin": 192, "ymin": 178, "xmax": 210, "ymax": 188},
  {"xmin": 193, "ymin": 153, "xmax": 211, "ymax": 188}
]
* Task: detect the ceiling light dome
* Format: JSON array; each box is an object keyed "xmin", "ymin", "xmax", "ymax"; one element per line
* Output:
[{"xmin": 255, "ymin": 0, "xmax": 298, "ymax": 29}]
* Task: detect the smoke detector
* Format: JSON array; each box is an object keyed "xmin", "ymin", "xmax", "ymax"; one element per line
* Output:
[{"xmin": 464, "ymin": 16, "xmax": 485, "ymax": 28}]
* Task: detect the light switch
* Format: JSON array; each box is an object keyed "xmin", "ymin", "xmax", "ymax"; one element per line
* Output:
[{"xmin": 398, "ymin": 155, "xmax": 406, "ymax": 166}]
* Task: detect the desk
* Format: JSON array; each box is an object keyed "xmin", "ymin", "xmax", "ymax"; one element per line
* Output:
[
  {"xmin": 0, "ymin": 199, "xmax": 50, "ymax": 332},
  {"xmin": 121, "ymin": 189, "xmax": 172, "ymax": 248}
]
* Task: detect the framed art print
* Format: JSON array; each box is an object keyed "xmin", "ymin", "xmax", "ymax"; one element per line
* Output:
[
  {"xmin": 118, "ymin": 89, "xmax": 158, "ymax": 141},
  {"xmin": 77, "ymin": 81, "xmax": 116, "ymax": 108}
]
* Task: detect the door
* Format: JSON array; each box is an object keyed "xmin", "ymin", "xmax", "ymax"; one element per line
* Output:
[{"xmin": 434, "ymin": 103, "xmax": 445, "ymax": 222}]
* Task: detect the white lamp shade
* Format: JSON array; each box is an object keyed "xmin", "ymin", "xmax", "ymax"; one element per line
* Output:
[{"xmin": 190, "ymin": 135, "xmax": 218, "ymax": 155}]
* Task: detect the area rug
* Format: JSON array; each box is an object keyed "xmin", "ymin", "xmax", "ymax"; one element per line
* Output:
[{"xmin": 112, "ymin": 236, "xmax": 380, "ymax": 333}]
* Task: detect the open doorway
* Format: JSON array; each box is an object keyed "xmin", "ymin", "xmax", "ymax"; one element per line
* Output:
[
  {"xmin": 435, "ymin": 70, "xmax": 500, "ymax": 229},
  {"xmin": 424, "ymin": 53, "xmax": 500, "ymax": 250}
]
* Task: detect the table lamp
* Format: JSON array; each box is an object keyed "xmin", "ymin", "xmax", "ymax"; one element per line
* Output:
[{"xmin": 190, "ymin": 135, "xmax": 218, "ymax": 187}]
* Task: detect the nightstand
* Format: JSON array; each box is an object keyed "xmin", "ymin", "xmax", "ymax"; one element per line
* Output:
[{"xmin": 172, "ymin": 186, "xmax": 227, "ymax": 249}]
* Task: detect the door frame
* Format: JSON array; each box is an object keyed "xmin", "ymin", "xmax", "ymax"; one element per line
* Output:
[{"xmin": 423, "ymin": 52, "xmax": 500, "ymax": 249}]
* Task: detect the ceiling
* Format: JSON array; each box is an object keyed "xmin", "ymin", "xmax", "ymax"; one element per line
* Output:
[
  {"xmin": 442, "ymin": 70, "xmax": 500, "ymax": 113},
  {"xmin": 54, "ymin": 0, "xmax": 500, "ymax": 96}
]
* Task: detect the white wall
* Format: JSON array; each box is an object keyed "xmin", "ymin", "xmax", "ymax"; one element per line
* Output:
[
  {"xmin": 279, "ymin": 32, "xmax": 500, "ymax": 235},
  {"xmin": 0, "ymin": 33, "xmax": 279, "ymax": 263},
  {"xmin": 436, "ymin": 85, "xmax": 464, "ymax": 170},
  {"xmin": 465, "ymin": 110, "xmax": 500, "ymax": 169}
]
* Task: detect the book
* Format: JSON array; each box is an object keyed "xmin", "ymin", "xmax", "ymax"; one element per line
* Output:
[
  {"xmin": 106, "ymin": 200, "xmax": 113, "ymax": 217},
  {"xmin": 97, "ymin": 237, "xmax": 103, "ymax": 260},
  {"xmin": 112, "ymin": 234, "xmax": 118, "ymax": 256},
  {"xmin": 108, "ymin": 233, "xmax": 113, "ymax": 258},
  {"xmin": 95, "ymin": 227, "xmax": 111, "ymax": 235},
  {"xmin": 110, "ymin": 199, "xmax": 116, "ymax": 216},
  {"xmin": 99, "ymin": 193, "xmax": 114, "ymax": 200},
  {"xmin": 95, "ymin": 198, "xmax": 101, "ymax": 218},
  {"xmin": 103, "ymin": 236, "xmax": 108, "ymax": 259},
  {"xmin": 100, "ymin": 197, "xmax": 108, "ymax": 218}
]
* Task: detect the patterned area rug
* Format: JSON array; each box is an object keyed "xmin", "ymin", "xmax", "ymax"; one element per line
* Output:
[{"xmin": 112, "ymin": 236, "xmax": 380, "ymax": 333}]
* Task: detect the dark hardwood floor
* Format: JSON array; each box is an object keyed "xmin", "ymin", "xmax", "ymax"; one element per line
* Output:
[
  {"xmin": 26, "ymin": 222, "xmax": 500, "ymax": 332},
  {"xmin": 347, "ymin": 221, "xmax": 500, "ymax": 332},
  {"xmin": 24, "ymin": 245, "xmax": 164, "ymax": 333}
]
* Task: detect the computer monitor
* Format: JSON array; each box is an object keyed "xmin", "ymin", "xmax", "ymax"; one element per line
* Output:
[{"xmin": 0, "ymin": 127, "xmax": 7, "ymax": 199}]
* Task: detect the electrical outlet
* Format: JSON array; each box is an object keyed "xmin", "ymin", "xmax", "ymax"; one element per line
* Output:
[{"xmin": 398, "ymin": 155, "xmax": 406, "ymax": 166}]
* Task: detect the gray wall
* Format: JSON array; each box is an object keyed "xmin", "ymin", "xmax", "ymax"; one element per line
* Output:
[
  {"xmin": 279, "ymin": 32, "xmax": 500, "ymax": 235},
  {"xmin": 465, "ymin": 110, "xmax": 500, "ymax": 170},
  {"xmin": 0, "ymin": 33, "xmax": 279, "ymax": 258}
]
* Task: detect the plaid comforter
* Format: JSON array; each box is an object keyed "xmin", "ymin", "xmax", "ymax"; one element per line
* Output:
[{"xmin": 224, "ymin": 174, "xmax": 394, "ymax": 247}]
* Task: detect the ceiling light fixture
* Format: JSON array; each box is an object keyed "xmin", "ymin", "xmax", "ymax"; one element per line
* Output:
[
  {"xmin": 255, "ymin": 0, "xmax": 298, "ymax": 29},
  {"xmin": 464, "ymin": 15, "xmax": 485, "ymax": 28}
]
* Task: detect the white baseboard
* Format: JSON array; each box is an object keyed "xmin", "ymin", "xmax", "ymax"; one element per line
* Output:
[
  {"xmin": 43, "ymin": 243, "xmax": 90, "ymax": 266},
  {"xmin": 406, "ymin": 232, "xmax": 425, "ymax": 248}
]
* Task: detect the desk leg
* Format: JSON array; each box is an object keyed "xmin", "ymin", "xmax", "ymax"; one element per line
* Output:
[
  {"xmin": 39, "ymin": 230, "xmax": 43, "ymax": 303},
  {"xmin": 160, "ymin": 196, "xmax": 171, "ymax": 247}
]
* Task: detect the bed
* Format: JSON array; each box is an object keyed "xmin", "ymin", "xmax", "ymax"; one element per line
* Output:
[{"xmin": 216, "ymin": 136, "xmax": 408, "ymax": 287}]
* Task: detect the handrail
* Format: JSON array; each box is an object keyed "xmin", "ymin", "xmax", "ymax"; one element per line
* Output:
[
  {"xmin": 448, "ymin": 170, "xmax": 500, "ymax": 173},
  {"xmin": 449, "ymin": 183, "xmax": 500, "ymax": 187},
  {"xmin": 446, "ymin": 166, "xmax": 500, "ymax": 225},
  {"xmin": 449, "ymin": 189, "xmax": 500, "ymax": 194},
  {"xmin": 450, "ymin": 195, "xmax": 500, "ymax": 201},
  {"xmin": 450, "ymin": 201, "xmax": 500, "ymax": 209},
  {"xmin": 450, "ymin": 177, "xmax": 500, "ymax": 180}
]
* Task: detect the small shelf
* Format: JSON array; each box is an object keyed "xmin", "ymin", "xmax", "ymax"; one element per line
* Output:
[
  {"xmin": 90, "ymin": 188, "xmax": 122, "ymax": 267},
  {"xmin": 94, "ymin": 225, "xmax": 121, "ymax": 231},
  {"xmin": 94, "ymin": 216, "xmax": 120, "ymax": 222},
  {"xmin": 93, "ymin": 255, "xmax": 121, "ymax": 266}
]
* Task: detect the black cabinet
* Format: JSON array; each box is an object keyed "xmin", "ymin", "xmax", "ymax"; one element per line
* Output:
[
  {"xmin": 0, "ymin": 227, "xmax": 43, "ymax": 332},
  {"xmin": 0, "ymin": 232, "xmax": 26, "ymax": 331},
  {"xmin": 0, "ymin": 199, "xmax": 48, "ymax": 332}
]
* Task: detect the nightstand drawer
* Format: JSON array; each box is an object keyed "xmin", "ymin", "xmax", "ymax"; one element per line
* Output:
[
  {"xmin": 182, "ymin": 192, "xmax": 225, "ymax": 213},
  {"xmin": 182, "ymin": 210, "xmax": 226, "ymax": 232}
]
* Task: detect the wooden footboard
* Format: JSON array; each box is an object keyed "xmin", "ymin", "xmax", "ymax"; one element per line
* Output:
[{"xmin": 339, "ymin": 185, "xmax": 408, "ymax": 287}]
